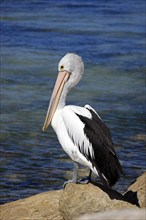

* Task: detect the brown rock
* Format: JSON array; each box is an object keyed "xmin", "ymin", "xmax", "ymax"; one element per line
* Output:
[
  {"xmin": 0, "ymin": 190, "xmax": 63, "ymax": 220},
  {"xmin": 77, "ymin": 208, "xmax": 146, "ymax": 220},
  {"xmin": 59, "ymin": 182, "xmax": 137, "ymax": 220},
  {"xmin": 124, "ymin": 172, "xmax": 146, "ymax": 208}
]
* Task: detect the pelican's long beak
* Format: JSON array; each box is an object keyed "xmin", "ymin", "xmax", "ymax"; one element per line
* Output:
[{"xmin": 42, "ymin": 71, "xmax": 70, "ymax": 131}]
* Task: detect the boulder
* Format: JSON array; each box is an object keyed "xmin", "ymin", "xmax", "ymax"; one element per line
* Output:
[
  {"xmin": 0, "ymin": 190, "xmax": 63, "ymax": 220},
  {"xmin": 59, "ymin": 182, "xmax": 137, "ymax": 220},
  {"xmin": 77, "ymin": 208, "xmax": 146, "ymax": 220},
  {"xmin": 124, "ymin": 172, "xmax": 146, "ymax": 208}
]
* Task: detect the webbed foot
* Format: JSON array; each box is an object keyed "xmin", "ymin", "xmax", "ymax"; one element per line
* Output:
[
  {"xmin": 63, "ymin": 178, "xmax": 77, "ymax": 189},
  {"xmin": 77, "ymin": 176, "xmax": 90, "ymax": 184},
  {"xmin": 77, "ymin": 170, "xmax": 92, "ymax": 184}
]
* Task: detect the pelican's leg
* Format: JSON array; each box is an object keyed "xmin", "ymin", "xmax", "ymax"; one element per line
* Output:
[
  {"xmin": 77, "ymin": 169, "xmax": 92, "ymax": 184},
  {"xmin": 63, "ymin": 162, "xmax": 79, "ymax": 188}
]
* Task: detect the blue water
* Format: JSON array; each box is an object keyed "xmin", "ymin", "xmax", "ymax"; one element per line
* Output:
[{"xmin": 1, "ymin": 0, "xmax": 146, "ymax": 204}]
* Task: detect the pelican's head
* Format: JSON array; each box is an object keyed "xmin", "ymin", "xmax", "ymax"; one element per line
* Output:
[
  {"xmin": 58, "ymin": 53, "xmax": 84, "ymax": 90},
  {"xmin": 42, "ymin": 53, "xmax": 84, "ymax": 131}
]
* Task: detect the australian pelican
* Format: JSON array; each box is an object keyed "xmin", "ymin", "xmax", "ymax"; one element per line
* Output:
[{"xmin": 42, "ymin": 53, "xmax": 123, "ymax": 187}]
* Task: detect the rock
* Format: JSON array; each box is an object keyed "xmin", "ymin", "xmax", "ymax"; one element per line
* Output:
[
  {"xmin": 1, "ymin": 172, "xmax": 145, "ymax": 220},
  {"xmin": 124, "ymin": 172, "xmax": 146, "ymax": 208},
  {"xmin": 59, "ymin": 182, "xmax": 137, "ymax": 220},
  {"xmin": 77, "ymin": 208, "xmax": 146, "ymax": 220},
  {"xmin": 0, "ymin": 190, "xmax": 63, "ymax": 220}
]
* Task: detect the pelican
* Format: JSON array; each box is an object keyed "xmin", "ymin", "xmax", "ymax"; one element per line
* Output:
[{"xmin": 42, "ymin": 53, "xmax": 123, "ymax": 187}]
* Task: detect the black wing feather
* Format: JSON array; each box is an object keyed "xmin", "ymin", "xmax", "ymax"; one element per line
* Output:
[{"xmin": 76, "ymin": 110, "xmax": 123, "ymax": 187}]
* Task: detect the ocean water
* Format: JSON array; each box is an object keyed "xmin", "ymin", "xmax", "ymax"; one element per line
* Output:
[{"xmin": 1, "ymin": 0, "xmax": 146, "ymax": 204}]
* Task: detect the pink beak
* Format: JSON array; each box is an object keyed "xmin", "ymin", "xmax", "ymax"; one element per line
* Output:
[{"xmin": 42, "ymin": 70, "xmax": 70, "ymax": 131}]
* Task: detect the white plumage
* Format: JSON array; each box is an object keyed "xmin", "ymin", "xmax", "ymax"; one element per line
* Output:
[{"xmin": 52, "ymin": 105, "xmax": 97, "ymax": 173}]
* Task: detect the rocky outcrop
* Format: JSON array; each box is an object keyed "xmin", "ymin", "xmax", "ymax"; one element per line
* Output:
[
  {"xmin": 0, "ymin": 190, "xmax": 63, "ymax": 220},
  {"xmin": 124, "ymin": 172, "xmax": 146, "ymax": 208},
  {"xmin": 0, "ymin": 172, "xmax": 145, "ymax": 220},
  {"xmin": 59, "ymin": 182, "xmax": 137, "ymax": 219}
]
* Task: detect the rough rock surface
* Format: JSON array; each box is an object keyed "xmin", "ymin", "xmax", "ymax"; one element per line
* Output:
[
  {"xmin": 77, "ymin": 208, "xmax": 146, "ymax": 220},
  {"xmin": 59, "ymin": 182, "xmax": 137, "ymax": 220},
  {"xmin": 0, "ymin": 173, "xmax": 145, "ymax": 220},
  {"xmin": 124, "ymin": 172, "xmax": 146, "ymax": 208},
  {"xmin": 0, "ymin": 190, "xmax": 63, "ymax": 220}
]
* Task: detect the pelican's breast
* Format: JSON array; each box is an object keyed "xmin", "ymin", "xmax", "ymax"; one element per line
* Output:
[
  {"xmin": 51, "ymin": 106, "xmax": 95, "ymax": 170},
  {"xmin": 51, "ymin": 109, "xmax": 79, "ymax": 161}
]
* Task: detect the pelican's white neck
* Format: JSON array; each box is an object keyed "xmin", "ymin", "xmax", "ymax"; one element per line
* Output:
[
  {"xmin": 56, "ymin": 85, "xmax": 69, "ymax": 110},
  {"xmin": 51, "ymin": 84, "xmax": 69, "ymax": 129}
]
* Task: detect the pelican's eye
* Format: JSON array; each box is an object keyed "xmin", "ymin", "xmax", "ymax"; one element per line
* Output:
[{"xmin": 60, "ymin": 65, "xmax": 64, "ymax": 71}]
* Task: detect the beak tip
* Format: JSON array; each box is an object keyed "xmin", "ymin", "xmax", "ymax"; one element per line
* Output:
[{"xmin": 42, "ymin": 126, "xmax": 46, "ymax": 132}]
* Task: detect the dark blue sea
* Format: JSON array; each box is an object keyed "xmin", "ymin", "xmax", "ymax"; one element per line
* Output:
[{"xmin": 1, "ymin": 0, "xmax": 146, "ymax": 204}]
